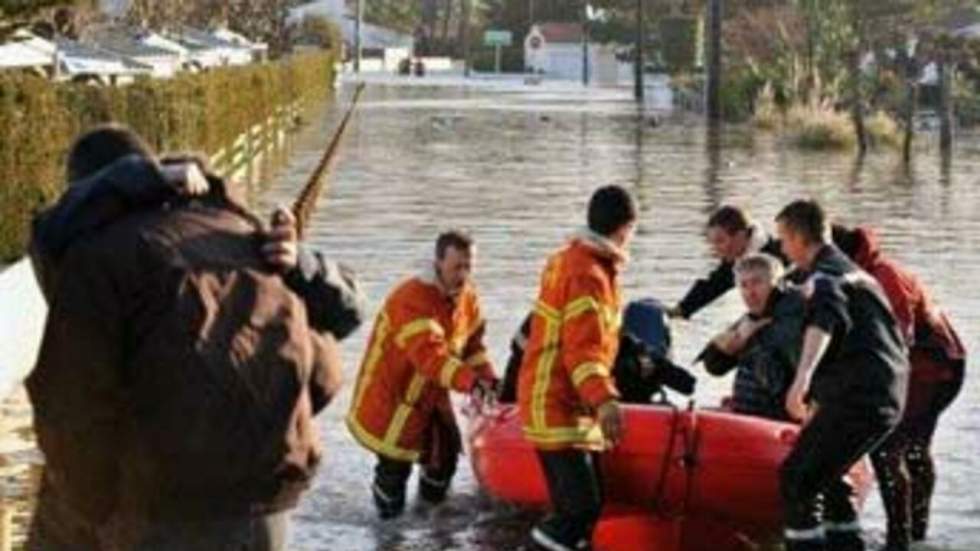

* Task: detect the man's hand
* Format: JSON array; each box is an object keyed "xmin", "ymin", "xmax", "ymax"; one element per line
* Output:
[
  {"xmin": 262, "ymin": 206, "xmax": 299, "ymax": 271},
  {"xmin": 732, "ymin": 316, "xmax": 771, "ymax": 347},
  {"xmin": 713, "ymin": 316, "xmax": 770, "ymax": 355},
  {"xmin": 666, "ymin": 305, "xmax": 684, "ymax": 319},
  {"xmin": 597, "ymin": 400, "xmax": 625, "ymax": 448},
  {"xmin": 470, "ymin": 377, "xmax": 498, "ymax": 408},
  {"xmin": 160, "ymin": 162, "xmax": 209, "ymax": 196},
  {"xmin": 785, "ymin": 374, "xmax": 810, "ymax": 422},
  {"xmin": 786, "ymin": 325, "xmax": 832, "ymax": 422}
]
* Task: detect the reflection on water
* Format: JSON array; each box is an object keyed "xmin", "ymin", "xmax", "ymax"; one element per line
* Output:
[{"xmin": 260, "ymin": 78, "xmax": 980, "ymax": 550}]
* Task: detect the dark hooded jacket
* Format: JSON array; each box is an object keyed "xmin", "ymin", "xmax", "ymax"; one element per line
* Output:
[
  {"xmin": 677, "ymin": 223, "xmax": 788, "ymax": 319},
  {"xmin": 26, "ymin": 155, "xmax": 355, "ymax": 538},
  {"xmin": 801, "ymin": 245, "xmax": 909, "ymax": 419}
]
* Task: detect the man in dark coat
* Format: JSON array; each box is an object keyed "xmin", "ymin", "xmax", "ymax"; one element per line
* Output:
[
  {"xmin": 698, "ymin": 253, "xmax": 804, "ymax": 421},
  {"xmin": 669, "ymin": 205, "xmax": 787, "ymax": 320},
  {"xmin": 26, "ymin": 125, "xmax": 359, "ymax": 551},
  {"xmin": 775, "ymin": 200, "xmax": 908, "ymax": 551}
]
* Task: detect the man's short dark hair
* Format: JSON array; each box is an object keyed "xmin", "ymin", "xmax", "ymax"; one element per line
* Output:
[
  {"xmin": 67, "ymin": 124, "xmax": 153, "ymax": 182},
  {"xmin": 435, "ymin": 229, "xmax": 474, "ymax": 259},
  {"xmin": 707, "ymin": 205, "xmax": 751, "ymax": 235},
  {"xmin": 587, "ymin": 185, "xmax": 637, "ymax": 237},
  {"xmin": 831, "ymin": 224, "xmax": 860, "ymax": 258},
  {"xmin": 776, "ymin": 200, "xmax": 827, "ymax": 244}
]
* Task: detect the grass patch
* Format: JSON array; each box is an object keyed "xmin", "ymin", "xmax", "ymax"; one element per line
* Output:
[{"xmin": 786, "ymin": 99, "xmax": 856, "ymax": 150}]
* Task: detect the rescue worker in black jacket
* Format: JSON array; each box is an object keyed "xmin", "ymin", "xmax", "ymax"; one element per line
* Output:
[
  {"xmin": 668, "ymin": 205, "xmax": 787, "ymax": 319},
  {"xmin": 775, "ymin": 200, "xmax": 908, "ymax": 551}
]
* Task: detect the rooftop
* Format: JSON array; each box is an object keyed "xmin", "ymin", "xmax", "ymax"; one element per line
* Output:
[{"xmin": 534, "ymin": 22, "xmax": 584, "ymax": 44}]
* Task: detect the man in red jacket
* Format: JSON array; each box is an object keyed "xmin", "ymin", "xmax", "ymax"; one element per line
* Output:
[{"xmin": 833, "ymin": 224, "xmax": 965, "ymax": 551}]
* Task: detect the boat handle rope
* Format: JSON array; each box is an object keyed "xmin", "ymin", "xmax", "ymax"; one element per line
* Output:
[
  {"xmin": 680, "ymin": 399, "xmax": 700, "ymax": 516},
  {"xmin": 650, "ymin": 399, "xmax": 702, "ymax": 521},
  {"xmin": 649, "ymin": 401, "xmax": 682, "ymax": 517}
]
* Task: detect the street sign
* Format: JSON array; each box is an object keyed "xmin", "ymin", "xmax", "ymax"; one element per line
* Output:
[{"xmin": 483, "ymin": 30, "xmax": 513, "ymax": 47}]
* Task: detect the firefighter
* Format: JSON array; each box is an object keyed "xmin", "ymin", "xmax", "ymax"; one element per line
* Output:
[
  {"xmin": 518, "ymin": 185, "xmax": 637, "ymax": 551},
  {"xmin": 346, "ymin": 230, "xmax": 497, "ymax": 519}
]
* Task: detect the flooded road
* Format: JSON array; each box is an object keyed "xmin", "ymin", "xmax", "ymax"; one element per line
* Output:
[{"xmin": 257, "ymin": 75, "xmax": 980, "ymax": 550}]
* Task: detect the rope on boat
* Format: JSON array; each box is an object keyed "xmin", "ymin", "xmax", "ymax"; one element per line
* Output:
[{"xmin": 291, "ymin": 82, "xmax": 367, "ymax": 239}]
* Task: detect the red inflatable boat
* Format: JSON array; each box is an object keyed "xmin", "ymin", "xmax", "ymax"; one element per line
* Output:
[{"xmin": 468, "ymin": 403, "xmax": 873, "ymax": 551}]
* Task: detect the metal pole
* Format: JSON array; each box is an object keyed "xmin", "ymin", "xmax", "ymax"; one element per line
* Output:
[
  {"xmin": 462, "ymin": 0, "xmax": 472, "ymax": 77},
  {"xmin": 634, "ymin": 0, "xmax": 644, "ymax": 101},
  {"xmin": 582, "ymin": 2, "xmax": 590, "ymax": 86},
  {"xmin": 354, "ymin": 0, "xmax": 363, "ymax": 73},
  {"xmin": 706, "ymin": 0, "xmax": 722, "ymax": 121}
]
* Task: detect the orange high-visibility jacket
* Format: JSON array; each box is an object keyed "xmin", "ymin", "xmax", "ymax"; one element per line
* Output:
[
  {"xmin": 518, "ymin": 234, "xmax": 624, "ymax": 450},
  {"xmin": 347, "ymin": 271, "xmax": 493, "ymax": 462}
]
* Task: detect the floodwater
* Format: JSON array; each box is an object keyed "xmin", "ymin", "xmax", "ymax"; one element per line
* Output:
[{"xmin": 256, "ymin": 73, "xmax": 980, "ymax": 551}]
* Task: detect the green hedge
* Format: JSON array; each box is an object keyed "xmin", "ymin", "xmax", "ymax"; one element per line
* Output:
[{"xmin": 0, "ymin": 51, "xmax": 336, "ymax": 263}]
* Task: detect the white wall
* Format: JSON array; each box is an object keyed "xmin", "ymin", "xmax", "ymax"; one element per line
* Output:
[
  {"xmin": 530, "ymin": 43, "xmax": 594, "ymax": 82},
  {"xmin": 138, "ymin": 56, "xmax": 180, "ymax": 78}
]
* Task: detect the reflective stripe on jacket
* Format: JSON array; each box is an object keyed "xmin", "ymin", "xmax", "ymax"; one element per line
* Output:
[
  {"xmin": 518, "ymin": 234, "xmax": 624, "ymax": 450},
  {"xmin": 347, "ymin": 272, "xmax": 492, "ymax": 461}
]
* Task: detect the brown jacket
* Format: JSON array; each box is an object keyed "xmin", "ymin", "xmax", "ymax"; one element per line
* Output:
[{"xmin": 28, "ymin": 201, "xmax": 335, "ymax": 531}]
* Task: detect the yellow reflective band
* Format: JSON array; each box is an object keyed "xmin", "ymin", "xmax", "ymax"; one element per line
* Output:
[
  {"xmin": 404, "ymin": 374, "xmax": 427, "ymax": 404},
  {"xmin": 604, "ymin": 305, "xmax": 622, "ymax": 332},
  {"xmin": 346, "ymin": 415, "xmax": 420, "ymax": 462},
  {"xmin": 349, "ymin": 312, "xmax": 390, "ymax": 415},
  {"xmin": 570, "ymin": 361, "xmax": 607, "ymax": 388},
  {"xmin": 563, "ymin": 296, "xmax": 602, "ymax": 323},
  {"xmin": 466, "ymin": 351, "xmax": 489, "ymax": 367},
  {"xmin": 439, "ymin": 357, "xmax": 465, "ymax": 388},
  {"xmin": 382, "ymin": 374, "xmax": 426, "ymax": 449},
  {"xmin": 395, "ymin": 318, "xmax": 444, "ymax": 349},
  {"xmin": 523, "ymin": 424, "xmax": 604, "ymax": 446},
  {"xmin": 531, "ymin": 314, "xmax": 560, "ymax": 430},
  {"xmin": 533, "ymin": 300, "xmax": 560, "ymax": 322}
]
